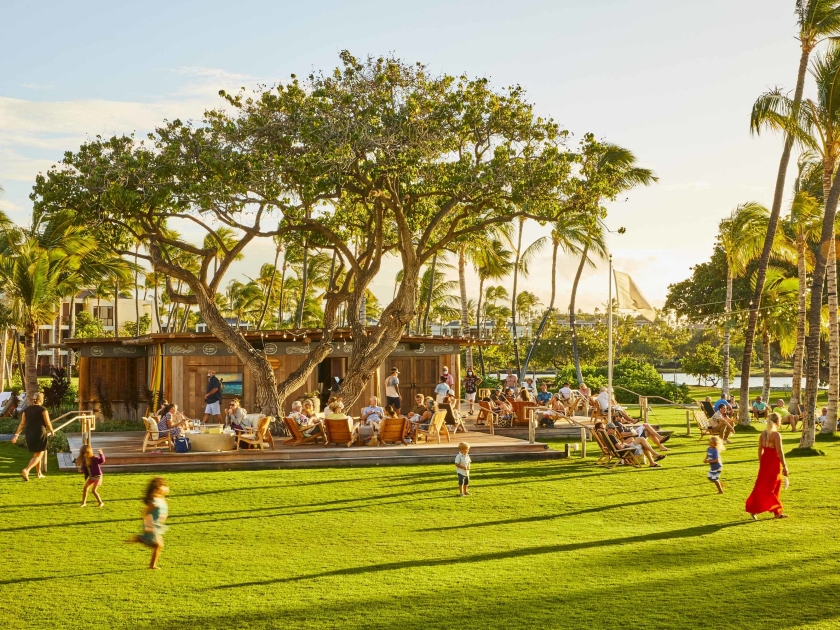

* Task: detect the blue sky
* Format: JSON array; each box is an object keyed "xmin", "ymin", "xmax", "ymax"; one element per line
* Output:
[{"xmin": 0, "ymin": 0, "xmax": 804, "ymax": 312}]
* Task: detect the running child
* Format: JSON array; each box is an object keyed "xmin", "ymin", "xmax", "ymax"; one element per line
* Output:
[
  {"xmin": 129, "ymin": 477, "xmax": 170, "ymax": 569},
  {"xmin": 75, "ymin": 445, "xmax": 106, "ymax": 507},
  {"xmin": 704, "ymin": 436, "xmax": 725, "ymax": 494},
  {"xmin": 455, "ymin": 442, "xmax": 471, "ymax": 497}
]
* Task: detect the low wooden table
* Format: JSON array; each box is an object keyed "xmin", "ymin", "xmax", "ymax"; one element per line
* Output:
[{"xmin": 185, "ymin": 431, "xmax": 236, "ymax": 452}]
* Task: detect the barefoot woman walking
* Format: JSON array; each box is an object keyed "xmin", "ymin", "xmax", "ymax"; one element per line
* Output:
[
  {"xmin": 10, "ymin": 393, "xmax": 55, "ymax": 481},
  {"xmin": 745, "ymin": 412, "xmax": 789, "ymax": 520}
]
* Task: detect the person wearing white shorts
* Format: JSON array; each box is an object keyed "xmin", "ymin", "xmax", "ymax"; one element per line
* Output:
[
  {"xmin": 462, "ymin": 369, "xmax": 482, "ymax": 415},
  {"xmin": 203, "ymin": 370, "xmax": 223, "ymax": 424}
]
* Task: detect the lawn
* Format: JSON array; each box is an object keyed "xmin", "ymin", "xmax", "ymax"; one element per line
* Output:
[{"xmin": 2, "ymin": 406, "xmax": 840, "ymax": 629}]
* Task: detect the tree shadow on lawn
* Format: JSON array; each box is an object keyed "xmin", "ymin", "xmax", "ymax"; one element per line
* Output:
[
  {"xmin": 214, "ymin": 520, "xmax": 751, "ymax": 589},
  {"xmin": 415, "ymin": 493, "xmax": 710, "ymax": 532},
  {"xmin": 0, "ymin": 567, "xmax": 143, "ymax": 586}
]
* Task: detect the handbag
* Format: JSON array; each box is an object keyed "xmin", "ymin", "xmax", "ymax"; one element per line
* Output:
[{"xmin": 174, "ymin": 436, "xmax": 191, "ymax": 453}]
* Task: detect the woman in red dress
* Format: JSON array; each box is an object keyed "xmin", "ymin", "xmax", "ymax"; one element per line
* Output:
[{"xmin": 745, "ymin": 413, "xmax": 789, "ymax": 519}]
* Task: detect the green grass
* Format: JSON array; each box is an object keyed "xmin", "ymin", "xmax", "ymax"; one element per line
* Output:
[{"xmin": 2, "ymin": 408, "xmax": 840, "ymax": 629}]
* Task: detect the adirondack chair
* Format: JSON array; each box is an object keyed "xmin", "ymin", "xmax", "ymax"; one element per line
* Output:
[
  {"xmin": 511, "ymin": 400, "xmax": 537, "ymax": 427},
  {"xmin": 693, "ymin": 409, "xmax": 724, "ymax": 441},
  {"xmin": 699, "ymin": 400, "xmax": 715, "ymax": 419},
  {"xmin": 416, "ymin": 411, "xmax": 451, "ymax": 444},
  {"xmin": 591, "ymin": 429, "xmax": 612, "ymax": 466},
  {"xmin": 438, "ymin": 402, "xmax": 467, "ymax": 434},
  {"xmin": 597, "ymin": 429, "xmax": 643, "ymax": 469},
  {"xmin": 475, "ymin": 400, "xmax": 497, "ymax": 435},
  {"xmin": 378, "ymin": 417, "xmax": 409, "ymax": 446},
  {"xmin": 236, "ymin": 415, "xmax": 275, "ymax": 450},
  {"xmin": 282, "ymin": 416, "xmax": 326, "ymax": 446},
  {"xmin": 323, "ymin": 416, "xmax": 361, "ymax": 447},
  {"xmin": 142, "ymin": 416, "xmax": 173, "ymax": 453}
]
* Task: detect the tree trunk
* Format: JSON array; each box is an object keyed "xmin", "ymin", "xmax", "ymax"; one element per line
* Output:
[
  {"xmin": 761, "ymin": 329, "xmax": 771, "ymax": 403},
  {"xmin": 722, "ymin": 271, "xmax": 733, "ymax": 397},
  {"xmin": 569, "ymin": 242, "xmax": 589, "ymax": 384},
  {"xmin": 458, "ymin": 243, "xmax": 472, "ymax": 368},
  {"xmin": 740, "ymin": 46, "xmax": 811, "ymax": 426},
  {"xmin": 114, "ymin": 281, "xmax": 120, "ymax": 339},
  {"xmin": 152, "ymin": 273, "xmax": 162, "ymax": 333},
  {"xmin": 522, "ymin": 240, "xmax": 558, "ymax": 378},
  {"xmin": 277, "ymin": 257, "xmax": 287, "ymax": 327},
  {"xmin": 828, "ymin": 236, "xmax": 839, "ymax": 435},
  {"xmin": 135, "ymin": 245, "xmax": 141, "ymax": 337},
  {"xmin": 793, "ymin": 236, "xmax": 807, "ymax": 417},
  {"xmin": 258, "ymin": 247, "xmax": 280, "ymax": 330},
  {"xmin": 296, "ymin": 241, "xmax": 309, "ymax": 328},
  {"xmin": 24, "ymin": 327, "xmax": 38, "ymax": 404},
  {"xmin": 803, "ymin": 159, "xmax": 840, "ymax": 447},
  {"xmin": 0, "ymin": 328, "xmax": 8, "ymax": 392},
  {"xmin": 476, "ymin": 277, "xmax": 486, "ymax": 340},
  {"xmin": 52, "ymin": 313, "xmax": 61, "ymax": 368},
  {"xmin": 511, "ymin": 219, "xmax": 523, "ymax": 376},
  {"xmin": 422, "ymin": 253, "xmax": 438, "ymax": 334}
]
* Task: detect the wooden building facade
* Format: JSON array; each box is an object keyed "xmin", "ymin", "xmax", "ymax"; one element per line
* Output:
[{"xmin": 68, "ymin": 332, "xmax": 487, "ymax": 419}]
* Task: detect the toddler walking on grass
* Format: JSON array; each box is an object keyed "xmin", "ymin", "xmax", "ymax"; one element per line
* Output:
[
  {"xmin": 455, "ymin": 442, "xmax": 471, "ymax": 497},
  {"xmin": 704, "ymin": 436, "xmax": 725, "ymax": 494},
  {"xmin": 75, "ymin": 445, "xmax": 105, "ymax": 507},
  {"xmin": 128, "ymin": 477, "xmax": 170, "ymax": 569}
]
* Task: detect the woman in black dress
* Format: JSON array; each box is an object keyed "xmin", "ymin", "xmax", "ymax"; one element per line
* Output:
[{"xmin": 11, "ymin": 392, "xmax": 55, "ymax": 481}]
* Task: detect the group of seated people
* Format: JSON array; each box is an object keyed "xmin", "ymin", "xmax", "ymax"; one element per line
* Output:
[
  {"xmin": 594, "ymin": 419, "xmax": 669, "ymax": 468},
  {"xmin": 284, "ymin": 391, "xmax": 462, "ymax": 444},
  {"xmin": 155, "ymin": 398, "xmax": 262, "ymax": 440}
]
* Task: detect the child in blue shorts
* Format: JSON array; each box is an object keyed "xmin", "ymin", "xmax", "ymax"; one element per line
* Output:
[{"xmin": 703, "ymin": 436, "xmax": 724, "ymax": 494}]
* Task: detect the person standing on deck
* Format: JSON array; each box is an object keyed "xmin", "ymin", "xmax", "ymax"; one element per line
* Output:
[
  {"xmin": 203, "ymin": 370, "xmax": 223, "ymax": 424},
  {"xmin": 385, "ymin": 367, "xmax": 402, "ymax": 411}
]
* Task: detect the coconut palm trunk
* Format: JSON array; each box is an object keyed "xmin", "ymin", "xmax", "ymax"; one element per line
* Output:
[
  {"xmin": 761, "ymin": 329, "xmax": 771, "ymax": 402},
  {"xmin": 422, "ymin": 253, "xmax": 438, "ymax": 334},
  {"xmin": 511, "ymin": 219, "xmax": 524, "ymax": 375},
  {"xmin": 791, "ymin": 235, "xmax": 807, "ymax": 414},
  {"xmin": 23, "ymin": 325, "xmax": 37, "ymax": 402},
  {"xmin": 522, "ymin": 239, "xmax": 558, "ymax": 378},
  {"xmin": 114, "ymin": 280, "xmax": 119, "ymax": 338},
  {"xmin": 569, "ymin": 242, "xmax": 589, "ymax": 384},
  {"xmin": 296, "ymin": 241, "xmax": 309, "ymax": 329},
  {"xmin": 134, "ymin": 245, "xmax": 140, "ymax": 337},
  {"xmin": 458, "ymin": 243, "xmax": 472, "ymax": 368},
  {"xmin": 277, "ymin": 256, "xmax": 287, "ymax": 327},
  {"xmin": 0, "ymin": 328, "xmax": 8, "ymax": 391},
  {"xmin": 257, "ymin": 247, "xmax": 280, "ymax": 330},
  {"xmin": 741, "ymin": 44, "xmax": 814, "ymax": 426},
  {"xmin": 152, "ymin": 274, "xmax": 162, "ymax": 333},
  {"xmin": 722, "ymin": 270, "xmax": 733, "ymax": 397}
]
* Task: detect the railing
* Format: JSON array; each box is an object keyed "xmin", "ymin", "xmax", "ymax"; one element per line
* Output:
[
  {"xmin": 42, "ymin": 410, "xmax": 96, "ymax": 472},
  {"xmin": 613, "ymin": 385, "xmax": 693, "ymax": 424}
]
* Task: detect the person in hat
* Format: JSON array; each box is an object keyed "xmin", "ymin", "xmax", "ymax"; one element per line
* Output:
[
  {"xmin": 441, "ymin": 366, "xmax": 455, "ymax": 388},
  {"xmin": 385, "ymin": 367, "xmax": 402, "ymax": 411}
]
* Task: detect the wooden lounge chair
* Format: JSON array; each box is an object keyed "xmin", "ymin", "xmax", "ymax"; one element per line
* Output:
[
  {"xmin": 236, "ymin": 415, "xmax": 275, "ymax": 450},
  {"xmin": 416, "ymin": 411, "xmax": 451, "ymax": 444},
  {"xmin": 511, "ymin": 400, "xmax": 537, "ymax": 427},
  {"xmin": 476, "ymin": 400, "xmax": 498, "ymax": 435},
  {"xmin": 142, "ymin": 416, "xmax": 173, "ymax": 452},
  {"xmin": 699, "ymin": 400, "xmax": 715, "ymax": 419},
  {"xmin": 438, "ymin": 402, "xmax": 467, "ymax": 434},
  {"xmin": 378, "ymin": 417, "xmax": 409, "ymax": 446},
  {"xmin": 597, "ymin": 429, "xmax": 643, "ymax": 469},
  {"xmin": 693, "ymin": 409, "xmax": 724, "ymax": 441},
  {"xmin": 282, "ymin": 416, "xmax": 326, "ymax": 446},
  {"xmin": 591, "ymin": 429, "xmax": 613, "ymax": 466},
  {"xmin": 323, "ymin": 416, "xmax": 361, "ymax": 447}
]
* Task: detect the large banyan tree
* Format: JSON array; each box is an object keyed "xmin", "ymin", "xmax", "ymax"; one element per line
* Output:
[{"xmin": 31, "ymin": 52, "xmax": 577, "ymax": 416}]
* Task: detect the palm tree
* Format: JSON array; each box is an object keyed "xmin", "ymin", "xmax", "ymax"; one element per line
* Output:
[
  {"xmin": 203, "ymin": 227, "xmax": 243, "ymax": 277},
  {"xmin": 225, "ymin": 280, "xmax": 264, "ymax": 329},
  {"xmin": 522, "ymin": 214, "xmax": 598, "ymax": 377},
  {"xmin": 257, "ymin": 234, "xmax": 284, "ymax": 330},
  {"xmin": 753, "ymin": 42, "xmax": 840, "ymax": 442},
  {"xmin": 743, "ymin": 0, "xmax": 840, "ymax": 429},
  {"xmin": 717, "ymin": 203, "xmax": 776, "ymax": 398},
  {"xmin": 787, "ymin": 156, "xmax": 824, "ymax": 416},
  {"xmin": 510, "ymin": 218, "xmax": 547, "ymax": 376},
  {"xmin": 515, "ymin": 291, "xmax": 541, "ymax": 323},
  {"xmin": 752, "ymin": 269, "xmax": 799, "ymax": 402},
  {"xmin": 565, "ymin": 141, "xmax": 656, "ymax": 383}
]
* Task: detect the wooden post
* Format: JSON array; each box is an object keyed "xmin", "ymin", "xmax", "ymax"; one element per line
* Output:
[
  {"xmin": 41, "ymin": 450, "xmax": 48, "ymax": 472},
  {"xmin": 640, "ymin": 396, "xmax": 648, "ymax": 423},
  {"xmin": 580, "ymin": 426, "xmax": 587, "ymax": 458},
  {"xmin": 685, "ymin": 410, "xmax": 691, "ymax": 435},
  {"xmin": 564, "ymin": 443, "xmax": 571, "ymax": 457},
  {"xmin": 528, "ymin": 408, "xmax": 535, "ymax": 444}
]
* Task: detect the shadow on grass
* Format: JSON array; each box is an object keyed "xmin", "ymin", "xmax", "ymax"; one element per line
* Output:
[
  {"xmin": 0, "ymin": 568, "xmax": 142, "ymax": 585},
  {"xmin": 215, "ymin": 520, "xmax": 751, "ymax": 589},
  {"xmin": 415, "ymin": 493, "xmax": 709, "ymax": 532}
]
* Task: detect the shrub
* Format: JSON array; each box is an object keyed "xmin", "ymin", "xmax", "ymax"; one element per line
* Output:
[
  {"xmin": 122, "ymin": 381, "xmax": 141, "ymax": 421},
  {"xmin": 15, "ymin": 431, "xmax": 70, "ymax": 453},
  {"xmin": 557, "ymin": 358, "xmax": 690, "ymax": 404},
  {"xmin": 43, "ymin": 367, "xmax": 71, "ymax": 409},
  {"xmin": 93, "ymin": 378, "xmax": 114, "ymax": 420}
]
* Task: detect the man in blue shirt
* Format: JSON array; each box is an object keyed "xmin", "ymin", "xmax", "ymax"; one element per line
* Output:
[
  {"xmin": 203, "ymin": 370, "xmax": 223, "ymax": 424},
  {"xmin": 713, "ymin": 394, "xmax": 730, "ymax": 414},
  {"xmin": 536, "ymin": 383, "xmax": 553, "ymax": 406}
]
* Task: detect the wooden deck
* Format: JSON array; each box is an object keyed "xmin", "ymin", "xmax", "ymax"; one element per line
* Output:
[{"xmin": 60, "ymin": 430, "xmax": 565, "ymax": 472}]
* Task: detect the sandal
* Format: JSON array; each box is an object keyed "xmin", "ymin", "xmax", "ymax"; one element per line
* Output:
[
  {"xmin": 649, "ymin": 463, "xmax": 662, "ymax": 468},
  {"xmin": 774, "ymin": 513, "xmax": 789, "ymax": 519},
  {"xmin": 654, "ymin": 454, "xmax": 667, "ymax": 461}
]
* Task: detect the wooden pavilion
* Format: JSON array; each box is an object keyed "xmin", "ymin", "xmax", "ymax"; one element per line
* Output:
[{"xmin": 66, "ymin": 330, "xmax": 490, "ymax": 419}]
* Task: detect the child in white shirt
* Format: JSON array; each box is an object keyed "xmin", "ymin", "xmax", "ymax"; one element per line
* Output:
[{"xmin": 455, "ymin": 442, "xmax": 471, "ymax": 497}]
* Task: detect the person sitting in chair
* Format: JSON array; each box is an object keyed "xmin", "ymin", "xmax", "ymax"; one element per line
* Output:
[
  {"xmin": 596, "ymin": 387, "xmax": 634, "ymax": 424},
  {"xmin": 708, "ymin": 405, "xmax": 736, "ymax": 443},
  {"xmin": 774, "ymin": 399, "xmax": 799, "ymax": 431},
  {"xmin": 536, "ymin": 383, "xmax": 553, "ymax": 406},
  {"xmin": 700, "ymin": 396, "xmax": 716, "ymax": 418},
  {"xmin": 751, "ymin": 396, "xmax": 768, "ymax": 422},
  {"xmin": 225, "ymin": 399, "xmax": 246, "ymax": 430},
  {"xmin": 602, "ymin": 422, "xmax": 666, "ymax": 468},
  {"xmin": 611, "ymin": 418, "xmax": 670, "ymax": 451},
  {"xmin": 361, "ymin": 396, "xmax": 385, "ymax": 431},
  {"xmin": 406, "ymin": 394, "xmax": 431, "ymax": 424}
]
